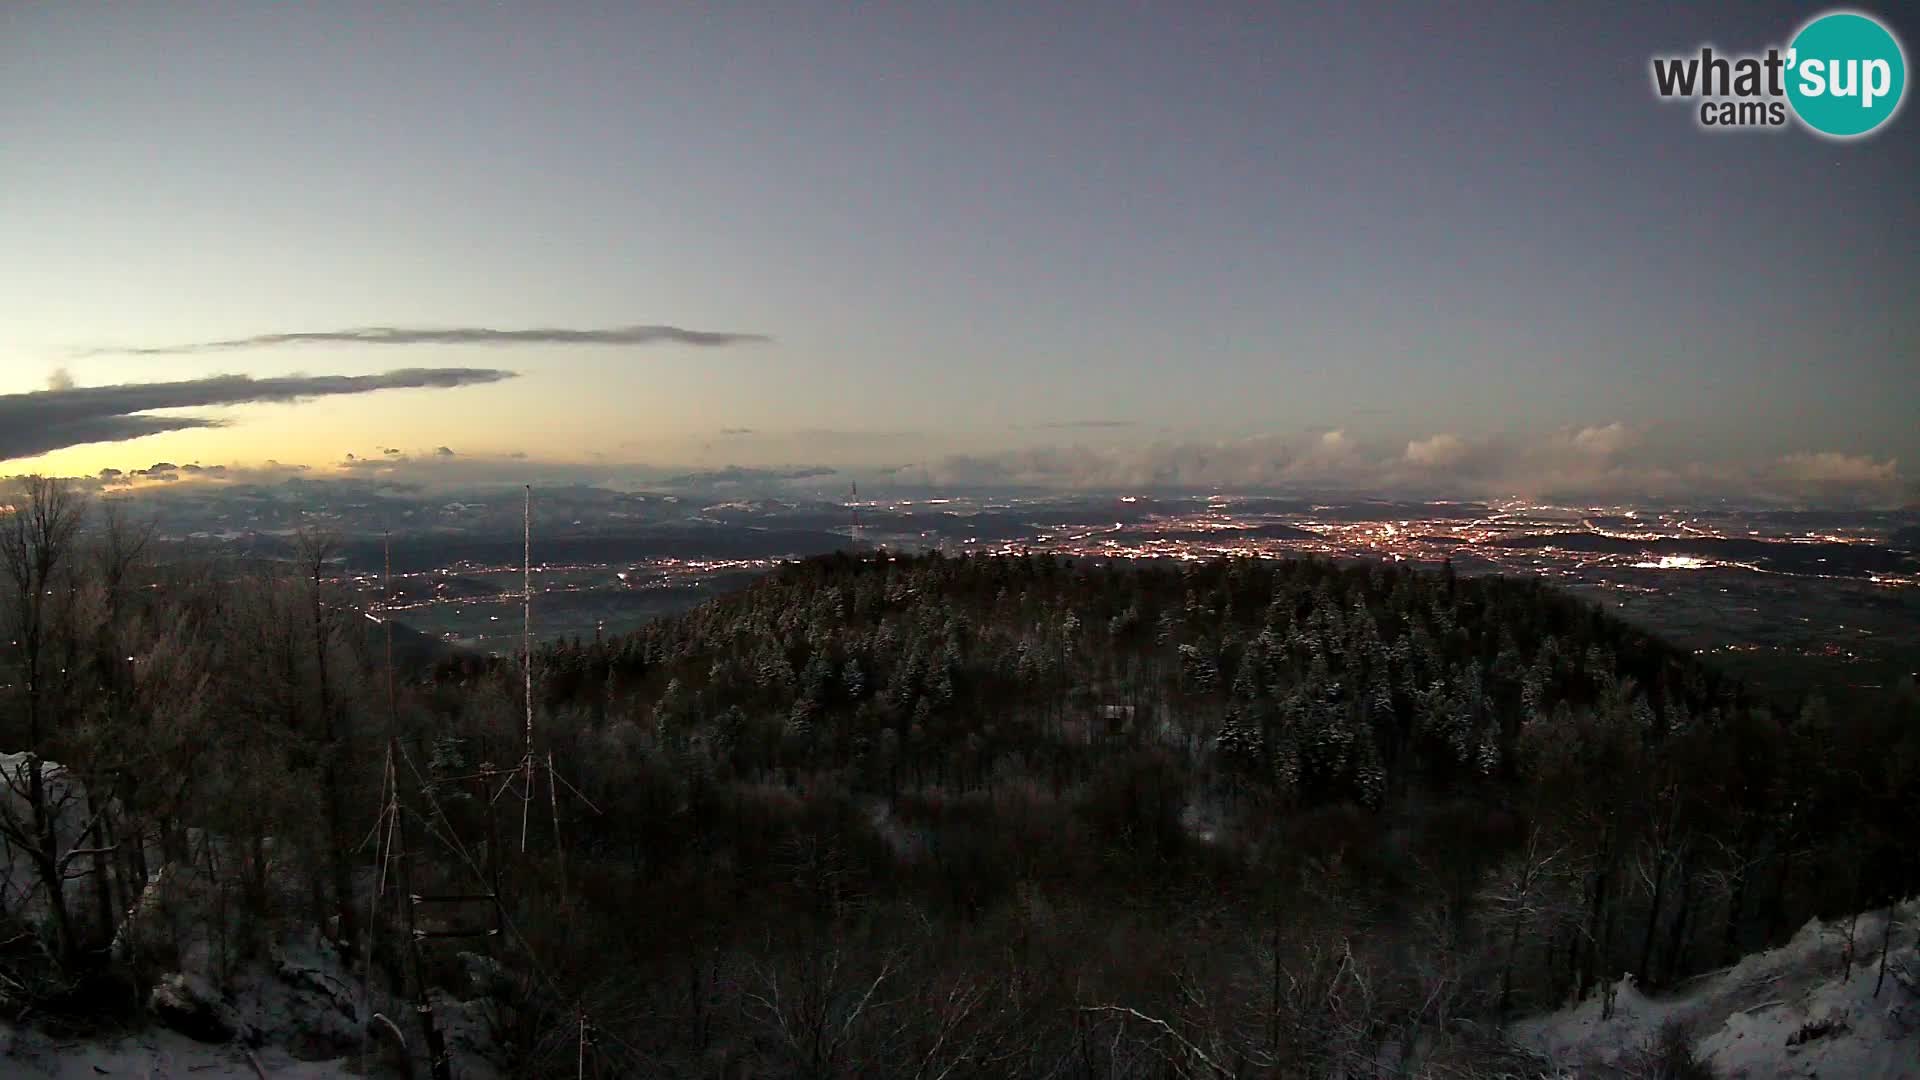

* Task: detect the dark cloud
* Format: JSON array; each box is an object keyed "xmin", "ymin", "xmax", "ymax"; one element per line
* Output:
[
  {"xmin": 719, "ymin": 427, "xmax": 755, "ymax": 436},
  {"xmin": 1033, "ymin": 419, "xmax": 1139, "ymax": 430},
  {"xmin": 0, "ymin": 368, "xmax": 516, "ymax": 460},
  {"xmin": 102, "ymin": 324, "xmax": 771, "ymax": 355},
  {"xmin": 15, "ymin": 414, "xmax": 232, "ymax": 459},
  {"xmin": 434, "ymin": 446, "xmax": 456, "ymax": 457}
]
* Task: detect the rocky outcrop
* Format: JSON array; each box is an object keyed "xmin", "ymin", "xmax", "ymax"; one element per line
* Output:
[{"xmin": 149, "ymin": 971, "xmax": 243, "ymax": 1044}]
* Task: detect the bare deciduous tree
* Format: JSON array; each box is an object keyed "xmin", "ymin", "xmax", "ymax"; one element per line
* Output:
[
  {"xmin": 749, "ymin": 938, "xmax": 899, "ymax": 1080},
  {"xmin": 0, "ymin": 476, "xmax": 89, "ymax": 965},
  {"xmin": 1482, "ymin": 827, "xmax": 1567, "ymax": 1015}
]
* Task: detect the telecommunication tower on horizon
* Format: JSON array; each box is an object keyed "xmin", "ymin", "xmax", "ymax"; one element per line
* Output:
[{"xmin": 848, "ymin": 480, "xmax": 863, "ymax": 550}]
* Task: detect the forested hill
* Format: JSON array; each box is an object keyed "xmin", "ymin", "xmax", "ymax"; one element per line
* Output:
[
  {"xmin": 10, "ymin": 472, "xmax": 1913, "ymax": 1078},
  {"xmin": 417, "ymin": 552, "xmax": 1916, "ymax": 1070},
  {"xmin": 515, "ymin": 551, "xmax": 1758, "ymax": 811}
]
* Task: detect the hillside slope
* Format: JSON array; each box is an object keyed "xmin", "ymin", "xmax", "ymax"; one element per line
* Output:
[
  {"xmin": 1514, "ymin": 900, "xmax": 1919, "ymax": 1078},
  {"xmin": 5, "ymin": 537, "xmax": 1914, "ymax": 1077}
]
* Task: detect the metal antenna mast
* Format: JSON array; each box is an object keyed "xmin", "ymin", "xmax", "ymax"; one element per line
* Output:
[
  {"xmin": 522, "ymin": 484, "xmax": 534, "ymax": 849},
  {"xmin": 514, "ymin": 486, "xmax": 595, "ymax": 894}
]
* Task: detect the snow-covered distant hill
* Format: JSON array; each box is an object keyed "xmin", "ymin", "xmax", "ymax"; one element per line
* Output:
[{"xmin": 1513, "ymin": 900, "xmax": 1919, "ymax": 1078}]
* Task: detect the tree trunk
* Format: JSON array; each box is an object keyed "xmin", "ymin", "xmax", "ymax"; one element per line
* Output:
[
  {"xmin": 1874, "ymin": 901, "xmax": 1896, "ymax": 998},
  {"xmin": 1579, "ymin": 829, "xmax": 1615, "ymax": 998},
  {"xmin": 1268, "ymin": 920, "xmax": 1281, "ymax": 1055},
  {"xmin": 320, "ymin": 751, "xmax": 356, "ymax": 945},
  {"xmin": 1766, "ymin": 845, "xmax": 1797, "ymax": 943},
  {"xmin": 87, "ymin": 792, "xmax": 117, "ymax": 948},
  {"xmin": 1637, "ymin": 853, "xmax": 1667, "ymax": 984},
  {"xmin": 311, "ymin": 577, "xmax": 357, "ymax": 948},
  {"xmin": 1500, "ymin": 911, "xmax": 1525, "ymax": 1015},
  {"xmin": 27, "ymin": 760, "xmax": 78, "ymax": 967},
  {"xmin": 1721, "ymin": 828, "xmax": 1754, "ymax": 966},
  {"xmin": 1662, "ymin": 856, "xmax": 1696, "ymax": 986}
]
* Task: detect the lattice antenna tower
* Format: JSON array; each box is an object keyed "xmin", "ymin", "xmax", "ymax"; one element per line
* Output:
[
  {"xmin": 363, "ymin": 532, "xmax": 455, "ymax": 1080},
  {"xmin": 357, "ymin": 508, "xmax": 608, "ymax": 1075}
]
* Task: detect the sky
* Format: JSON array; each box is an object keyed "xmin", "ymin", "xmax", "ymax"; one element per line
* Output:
[{"xmin": 2, "ymin": 3, "xmax": 1915, "ymax": 502}]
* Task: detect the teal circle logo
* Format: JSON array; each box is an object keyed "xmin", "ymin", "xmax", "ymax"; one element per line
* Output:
[{"xmin": 1786, "ymin": 11, "xmax": 1907, "ymax": 138}]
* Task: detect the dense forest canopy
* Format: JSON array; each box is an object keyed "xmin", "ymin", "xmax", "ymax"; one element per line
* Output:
[{"xmin": 3, "ymin": 476, "xmax": 1916, "ymax": 1077}]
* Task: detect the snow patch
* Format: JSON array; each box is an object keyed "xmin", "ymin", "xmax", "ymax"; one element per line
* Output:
[{"xmin": 1512, "ymin": 899, "xmax": 1920, "ymax": 1078}]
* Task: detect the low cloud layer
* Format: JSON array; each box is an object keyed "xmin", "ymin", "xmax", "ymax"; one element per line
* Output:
[
  {"xmin": 100, "ymin": 324, "xmax": 770, "ymax": 356},
  {"xmin": 1403, "ymin": 433, "xmax": 1472, "ymax": 469},
  {"xmin": 1, "ymin": 368, "xmax": 515, "ymax": 460},
  {"xmin": 1776, "ymin": 451, "xmax": 1900, "ymax": 492},
  {"xmin": 912, "ymin": 425, "xmax": 1911, "ymax": 507}
]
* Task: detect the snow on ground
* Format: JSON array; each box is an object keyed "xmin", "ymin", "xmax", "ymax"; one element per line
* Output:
[
  {"xmin": 1, "ymin": 986, "xmax": 501, "ymax": 1079},
  {"xmin": 1512, "ymin": 900, "xmax": 1920, "ymax": 1078},
  {"xmin": 0, "ymin": 1024, "xmax": 356, "ymax": 1078},
  {"xmin": 0, "ymin": 745, "xmax": 505, "ymax": 1078},
  {"xmin": 0, "ymin": 928, "xmax": 503, "ymax": 1079}
]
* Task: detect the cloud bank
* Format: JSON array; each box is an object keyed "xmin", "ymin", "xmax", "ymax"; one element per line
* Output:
[
  {"xmin": 1, "ymin": 368, "xmax": 516, "ymax": 460},
  {"xmin": 100, "ymin": 324, "xmax": 771, "ymax": 356},
  {"xmin": 911, "ymin": 425, "xmax": 1910, "ymax": 506}
]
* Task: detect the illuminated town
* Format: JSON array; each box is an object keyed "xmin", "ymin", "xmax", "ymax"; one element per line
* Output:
[{"xmin": 240, "ymin": 487, "xmax": 1912, "ymax": 699}]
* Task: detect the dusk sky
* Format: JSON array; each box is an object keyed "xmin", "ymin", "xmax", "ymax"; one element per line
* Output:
[{"xmin": 3, "ymin": 3, "xmax": 1915, "ymax": 501}]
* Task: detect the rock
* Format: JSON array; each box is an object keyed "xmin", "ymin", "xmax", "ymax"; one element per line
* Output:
[
  {"xmin": 223, "ymin": 930, "xmax": 367, "ymax": 1061},
  {"xmin": 148, "ymin": 972, "xmax": 242, "ymax": 1044},
  {"xmin": 460, "ymin": 950, "xmax": 514, "ymax": 998},
  {"xmin": 0, "ymin": 752, "xmax": 112, "ymax": 942},
  {"xmin": 1887, "ymin": 947, "xmax": 1919, "ymax": 998}
]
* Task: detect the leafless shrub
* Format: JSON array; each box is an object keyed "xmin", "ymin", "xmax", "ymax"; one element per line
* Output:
[{"xmin": 1628, "ymin": 1018, "xmax": 1716, "ymax": 1080}]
